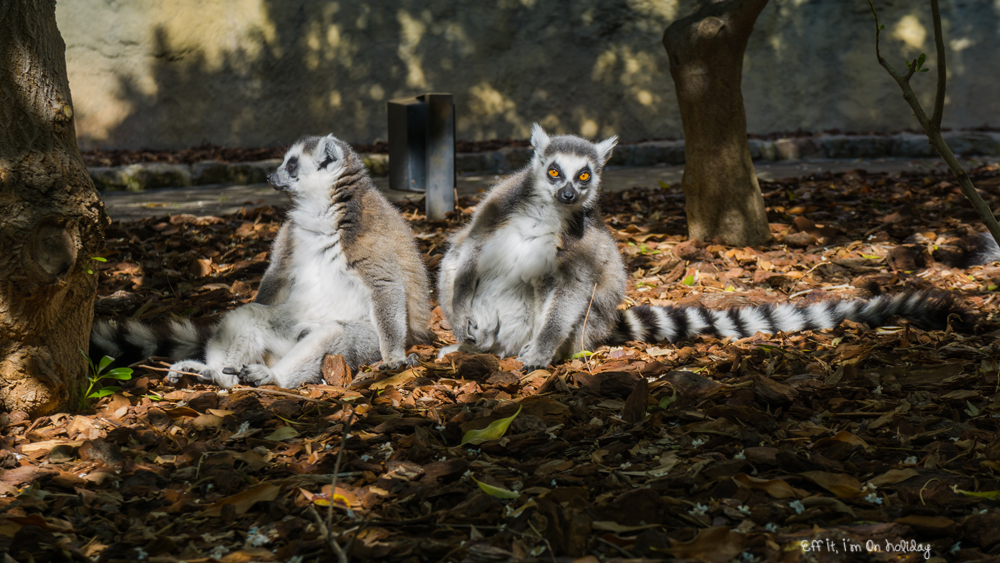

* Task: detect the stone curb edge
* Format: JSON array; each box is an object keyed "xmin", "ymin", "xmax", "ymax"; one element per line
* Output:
[{"xmin": 88, "ymin": 130, "xmax": 1000, "ymax": 192}]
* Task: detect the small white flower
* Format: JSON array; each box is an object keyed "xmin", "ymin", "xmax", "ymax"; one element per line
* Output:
[
  {"xmin": 764, "ymin": 523, "xmax": 778, "ymax": 532},
  {"xmin": 950, "ymin": 542, "xmax": 961, "ymax": 554},
  {"xmin": 903, "ymin": 456, "xmax": 918, "ymax": 465},
  {"xmin": 688, "ymin": 503, "xmax": 708, "ymax": 517},
  {"xmin": 737, "ymin": 504, "xmax": 751, "ymax": 516},
  {"xmin": 550, "ymin": 479, "xmax": 557, "ymax": 487},
  {"xmin": 245, "ymin": 526, "xmax": 271, "ymax": 547},
  {"xmin": 741, "ymin": 551, "xmax": 758, "ymax": 563},
  {"xmin": 734, "ymin": 450, "xmax": 745, "ymax": 460},
  {"xmin": 134, "ymin": 547, "xmax": 148, "ymax": 560},
  {"xmin": 789, "ymin": 500, "xmax": 805, "ymax": 514},
  {"xmin": 619, "ymin": 461, "xmax": 632, "ymax": 469},
  {"xmin": 236, "ymin": 421, "xmax": 251, "ymax": 434},
  {"xmin": 209, "ymin": 546, "xmax": 229, "ymax": 559},
  {"xmin": 872, "ymin": 385, "xmax": 882, "ymax": 395},
  {"xmin": 360, "ymin": 454, "xmax": 371, "ymax": 462},
  {"xmin": 691, "ymin": 437, "xmax": 706, "ymax": 448},
  {"xmin": 864, "ymin": 492, "xmax": 883, "ymax": 505},
  {"xmin": 462, "ymin": 470, "xmax": 473, "ymax": 479}
]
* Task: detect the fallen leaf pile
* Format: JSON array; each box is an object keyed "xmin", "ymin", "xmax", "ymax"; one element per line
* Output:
[{"xmin": 2, "ymin": 164, "xmax": 1000, "ymax": 562}]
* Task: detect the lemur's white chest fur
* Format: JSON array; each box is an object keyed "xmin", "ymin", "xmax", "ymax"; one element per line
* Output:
[
  {"xmin": 467, "ymin": 195, "xmax": 574, "ymax": 356},
  {"xmin": 482, "ymin": 200, "xmax": 562, "ymax": 283},
  {"xmin": 284, "ymin": 203, "xmax": 372, "ymax": 327}
]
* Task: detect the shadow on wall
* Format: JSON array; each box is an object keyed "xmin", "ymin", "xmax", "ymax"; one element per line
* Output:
[
  {"xmin": 76, "ymin": 0, "xmax": 1000, "ymax": 150},
  {"xmin": 88, "ymin": 0, "xmax": 682, "ymax": 150},
  {"xmin": 743, "ymin": 1, "xmax": 1000, "ymax": 135}
]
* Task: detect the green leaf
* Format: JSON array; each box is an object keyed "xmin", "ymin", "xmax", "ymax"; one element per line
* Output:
[
  {"xmin": 965, "ymin": 401, "xmax": 980, "ymax": 416},
  {"xmin": 472, "ymin": 478, "xmax": 520, "ymax": 499},
  {"xmin": 105, "ymin": 367, "xmax": 133, "ymax": 380},
  {"xmin": 987, "ymin": 284, "xmax": 997, "ymax": 292},
  {"xmin": 658, "ymin": 387, "xmax": 677, "ymax": 409},
  {"xmin": 91, "ymin": 256, "xmax": 107, "ymax": 263},
  {"xmin": 461, "ymin": 406, "xmax": 522, "ymax": 446},
  {"xmin": 681, "ymin": 274, "xmax": 695, "ymax": 286},
  {"xmin": 97, "ymin": 356, "xmax": 114, "ymax": 373},
  {"xmin": 570, "ymin": 350, "xmax": 593, "ymax": 359},
  {"xmin": 861, "ymin": 254, "xmax": 881, "ymax": 260},
  {"xmin": 657, "ymin": 180, "xmax": 670, "ymax": 189},
  {"xmin": 917, "ymin": 52, "xmax": 926, "ymax": 67},
  {"xmin": 88, "ymin": 386, "xmax": 119, "ymax": 399}
]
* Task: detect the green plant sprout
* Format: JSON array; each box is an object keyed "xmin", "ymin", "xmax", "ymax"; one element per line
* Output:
[
  {"xmin": 78, "ymin": 351, "xmax": 132, "ymax": 410},
  {"xmin": 84, "ymin": 256, "xmax": 107, "ymax": 275}
]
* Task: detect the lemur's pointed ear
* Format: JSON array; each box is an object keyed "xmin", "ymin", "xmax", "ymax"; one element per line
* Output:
[
  {"xmin": 530, "ymin": 123, "xmax": 551, "ymax": 155},
  {"xmin": 595, "ymin": 135, "xmax": 618, "ymax": 166},
  {"xmin": 318, "ymin": 134, "xmax": 341, "ymax": 170}
]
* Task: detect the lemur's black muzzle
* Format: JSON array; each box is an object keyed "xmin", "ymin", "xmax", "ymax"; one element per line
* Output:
[
  {"xmin": 267, "ymin": 173, "xmax": 289, "ymax": 192},
  {"xmin": 556, "ymin": 185, "xmax": 578, "ymax": 205}
]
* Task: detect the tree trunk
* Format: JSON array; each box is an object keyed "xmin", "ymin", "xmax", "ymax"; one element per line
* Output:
[
  {"xmin": 0, "ymin": 1, "xmax": 107, "ymax": 415},
  {"xmin": 663, "ymin": 0, "xmax": 772, "ymax": 247}
]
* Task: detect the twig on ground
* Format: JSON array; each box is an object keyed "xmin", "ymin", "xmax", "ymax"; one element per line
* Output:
[{"xmin": 581, "ymin": 282, "xmax": 598, "ymax": 375}]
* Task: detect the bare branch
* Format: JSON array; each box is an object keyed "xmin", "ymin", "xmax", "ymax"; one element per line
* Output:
[{"xmin": 929, "ymin": 0, "xmax": 946, "ymax": 130}]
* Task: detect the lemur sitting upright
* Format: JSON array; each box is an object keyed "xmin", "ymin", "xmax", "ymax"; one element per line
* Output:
[
  {"xmin": 91, "ymin": 134, "xmax": 432, "ymax": 388},
  {"xmin": 438, "ymin": 124, "xmax": 968, "ymax": 371}
]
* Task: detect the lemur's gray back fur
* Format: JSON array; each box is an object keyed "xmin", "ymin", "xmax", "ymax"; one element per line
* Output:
[{"xmin": 438, "ymin": 124, "xmax": 970, "ymax": 371}]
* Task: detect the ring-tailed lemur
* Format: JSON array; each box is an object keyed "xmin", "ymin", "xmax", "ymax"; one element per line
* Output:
[
  {"xmin": 958, "ymin": 232, "xmax": 1000, "ymax": 266},
  {"xmin": 437, "ymin": 124, "xmax": 969, "ymax": 371},
  {"xmin": 91, "ymin": 134, "xmax": 432, "ymax": 388}
]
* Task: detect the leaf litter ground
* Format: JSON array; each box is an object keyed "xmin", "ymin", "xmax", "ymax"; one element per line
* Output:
[{"xmin": 3, "ymin": 165, "xmax": 1000, "ymax": 563}]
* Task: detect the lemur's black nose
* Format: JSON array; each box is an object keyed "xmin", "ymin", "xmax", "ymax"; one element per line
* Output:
[
  {"xmin": 267, "ymin": 173, "xmax": 288, "ymax": 192},
  {"xmin": 556, "ymin": 185, "xmax": 578, "ymax": 205}
]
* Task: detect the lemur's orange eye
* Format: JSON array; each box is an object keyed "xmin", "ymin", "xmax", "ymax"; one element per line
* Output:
[
  {"xmin": 548, "ymin": 169, "xmax": 559, "ymax": 177},
  {"xmin": 579, "ymin": 172, "xmax": 590, "ymax": 181}
]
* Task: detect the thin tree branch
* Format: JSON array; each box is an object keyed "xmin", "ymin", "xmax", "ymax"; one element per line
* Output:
[
  {"xmin": 929, "ymin": 0, "xmax": 946, "ymax": 130},
  {"xmin": 867, "ymin": 0, "xmax": 1000, "ymax": 248}
]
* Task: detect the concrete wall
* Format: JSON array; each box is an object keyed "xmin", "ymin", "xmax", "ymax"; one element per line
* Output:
[{"xmin": 57, "ymin": 0, "xmax": 1000, "ymax": 151}]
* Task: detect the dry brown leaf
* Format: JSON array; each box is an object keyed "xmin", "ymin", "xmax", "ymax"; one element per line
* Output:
[
  {"xmin": 202, "ymin": 483, "xmax": 280, "ymax": 517},
  {"xmin": 732, "ymin": 473, "xmax": 805, "ymax": 499}
]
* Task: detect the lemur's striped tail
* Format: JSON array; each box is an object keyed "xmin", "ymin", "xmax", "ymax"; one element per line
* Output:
[
  {"xmin": 611, "ymin": 290, "xmax": 970, "ymax": 344},
  {"xmin": 89, "ymin": 318, "xmax": 215, "ymax": 366},
  {"xmin": 967, "ymin": 233, "xmax": 1000, "ymax": 266}
]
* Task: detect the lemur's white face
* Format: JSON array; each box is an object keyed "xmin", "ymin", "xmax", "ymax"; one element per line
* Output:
[
  {"xmin": 534, "ymin": 153, "xmax": 599, "ymax": 208},
  {"xmin": 267, "ymin": 134, "xmax": 347, "ymax": 199},
  {"xmin": 529, "ymin": 123, "xmax": 617, "ymax": 210}
]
